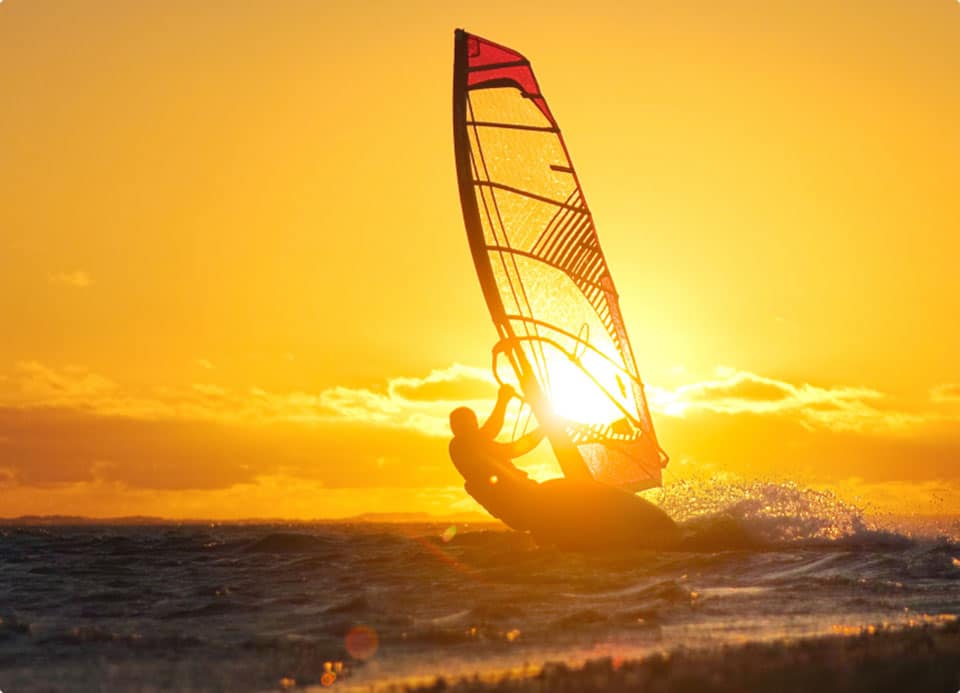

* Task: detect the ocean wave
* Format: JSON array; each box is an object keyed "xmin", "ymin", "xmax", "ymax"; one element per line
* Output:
[{"xmin": 1, "ymin": 517, "xmax": 957, "ymax": 692}]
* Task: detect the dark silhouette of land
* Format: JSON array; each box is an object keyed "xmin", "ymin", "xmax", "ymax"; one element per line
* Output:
[{"xmin": 0, "ymin": 511, "xmax": 494, "ymax": 526}]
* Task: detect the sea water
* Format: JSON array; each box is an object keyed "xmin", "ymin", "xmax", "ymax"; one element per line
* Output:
[{"xmin": 0, "ymin": 482, "xmax": 957, "ymax": 691}]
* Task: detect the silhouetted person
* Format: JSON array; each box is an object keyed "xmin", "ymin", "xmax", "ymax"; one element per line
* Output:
[
  {"xmin": 448, "ymin": 384, "xmax": 544, "ymax": 530},
  {"xmin": 449, "ymin": 384, "xmax": 682, "ymax": 550}
]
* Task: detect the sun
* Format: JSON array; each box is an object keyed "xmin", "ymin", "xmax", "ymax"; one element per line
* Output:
[{"xmin": 541, "ymin": 351, "xmax": 624, "ymax": 426}]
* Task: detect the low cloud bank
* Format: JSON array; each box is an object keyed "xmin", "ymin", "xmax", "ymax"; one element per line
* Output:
[{"xmin": 1, "ymin": 361, "xmax": 958, "ymax": 516}]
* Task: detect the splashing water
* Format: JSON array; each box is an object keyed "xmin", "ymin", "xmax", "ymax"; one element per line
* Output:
[{"xmin": 651, "ymin": 477, "xmax": 922, "ymax": 546}]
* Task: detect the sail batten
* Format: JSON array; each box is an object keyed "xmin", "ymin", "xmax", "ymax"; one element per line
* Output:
[
  {"xmin": 467, "ymin": 120, "xmax": 559, "ymax": 133},
  {"xmin": 473, "ymin": 181, "xmax": 587, "ymax": 212},
  {"xmin": 454, "ymin": 29, "xmax": 667, "ymax": 491}
]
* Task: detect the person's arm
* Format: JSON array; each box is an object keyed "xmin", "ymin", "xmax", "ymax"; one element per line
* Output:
[{"xmin": 479, "ymin": 384, "xmax": 516, "ymax": 439}]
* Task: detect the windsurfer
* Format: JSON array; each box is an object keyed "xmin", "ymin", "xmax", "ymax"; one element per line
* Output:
[
  {"xmin": 448, "ymin": 384, "xmax": 544, "ymax": 530},
  {"xmin": 448, "ymin": 383, "xmax": 682, "ymax": 549},
  {"xmin": 449, "ymin": 31, "xmax": 682, "ymax": 550}
]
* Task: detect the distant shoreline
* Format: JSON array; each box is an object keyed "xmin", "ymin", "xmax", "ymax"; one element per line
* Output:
[
  {"xmin": 2, "ymin": 512, "xmax": 956, "ymax": 528},
  {"xmin": 0, "ymin": 512, "xmax": 499, "ymax": 526}
]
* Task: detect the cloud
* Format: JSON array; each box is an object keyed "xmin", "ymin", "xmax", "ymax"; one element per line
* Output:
[
  {"xmin": 0, "ymin": 404, "xmax": 459, "ymax": 491},
  {"xmin": 647, "ymin": 368, "xmax": 908, "ymax": 433},
  {"xmin": 192, "ymin": 383, "xmax": 227, "ymax": 398},
  {"xmin": 0, "ymin": 361, "xmax": 531, "ymax": 499},
  {"xmin": 0, "ymin": 361, "xmax": 497, "ymax": 437},
  {"xmin": 48, "ymin": 270, "xmax": 93, "ymax": 288},
  {"xmin": 661, "ymin": 405, "xmax": 960, "ymax": 478},
  {"xmin": 3, "ymin": 361, "xmax": 119, "ymax": 406},
  {"xmin": 931, "ymin": 383, "xmax": 960, "ymax": 404},
  {"xmin": 678, "ymin": 372, "xmax": 793, "ymax": 403},
  {"xmin": 2, "ymin": 362, "xmax": 953, "ymax": 441},
  {"xmin": 388, "ymin": 364, "xmax": 496, "ymax": 403},
  {"xmin": 3, "ymin": 360, "xmax": 960, "ymax": 517},
  {"xmin": 316, "ymin": 364, "xmax": 496, "ymax": 436}
]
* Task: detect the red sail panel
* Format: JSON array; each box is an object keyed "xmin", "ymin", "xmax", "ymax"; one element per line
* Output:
[{"xmin": 465, "ymin": 34, "xmax": 555, "ymax": 127}]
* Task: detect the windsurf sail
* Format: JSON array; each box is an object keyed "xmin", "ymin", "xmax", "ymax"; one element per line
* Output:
[{"xmin": 452, "ymin": 29, "xmax": 668, "ymax": 491}]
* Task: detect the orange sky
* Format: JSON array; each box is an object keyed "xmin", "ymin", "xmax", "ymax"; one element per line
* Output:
[{"xmin": 1, "ymin": 0, "xmax": 958, "ymax": 518}]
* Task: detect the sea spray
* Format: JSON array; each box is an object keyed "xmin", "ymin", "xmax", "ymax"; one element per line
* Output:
[{"xmin": 650, "ymin": 477, "xmax": 914, "ymax": 546}]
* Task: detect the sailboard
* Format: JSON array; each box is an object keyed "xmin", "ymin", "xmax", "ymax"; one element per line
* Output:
[{"xmin": 453, "ymin": 29, "xmax": 668, "ymax": 492}]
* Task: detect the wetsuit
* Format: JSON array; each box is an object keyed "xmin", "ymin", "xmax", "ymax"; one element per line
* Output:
[{"xmin": 449, "ymin": 432, "xmax": 542, "ymax": 531}]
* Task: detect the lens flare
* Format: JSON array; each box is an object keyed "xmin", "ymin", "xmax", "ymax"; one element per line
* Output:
[{"xmin": 345, "ymin": 625, "xmax": 379, "ymax": 660}]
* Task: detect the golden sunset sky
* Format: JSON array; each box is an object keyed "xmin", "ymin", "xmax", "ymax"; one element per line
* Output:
[{"xmin": 1, "ymin": 0, "xmax": 958, "ymax": 518}]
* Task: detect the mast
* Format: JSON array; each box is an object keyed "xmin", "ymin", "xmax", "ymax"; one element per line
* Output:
[{"xmin": 452, "ymin": 29, "xmax": 590, "ymax": 481}]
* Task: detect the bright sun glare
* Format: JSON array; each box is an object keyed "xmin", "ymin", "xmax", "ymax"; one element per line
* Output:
[{"xmin": 543, "ymin": 353, "xmax": 624, "ymax": 425}]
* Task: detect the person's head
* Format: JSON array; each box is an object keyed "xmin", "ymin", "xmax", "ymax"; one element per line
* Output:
[{"xmin": 449, "ymin": 407, "xmax": 479, "ymax": 437}]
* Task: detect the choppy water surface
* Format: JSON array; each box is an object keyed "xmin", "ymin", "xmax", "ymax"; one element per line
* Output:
[{"xmin": 0, "ymin": 482, "xmax": 957, "ymax": 691}]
